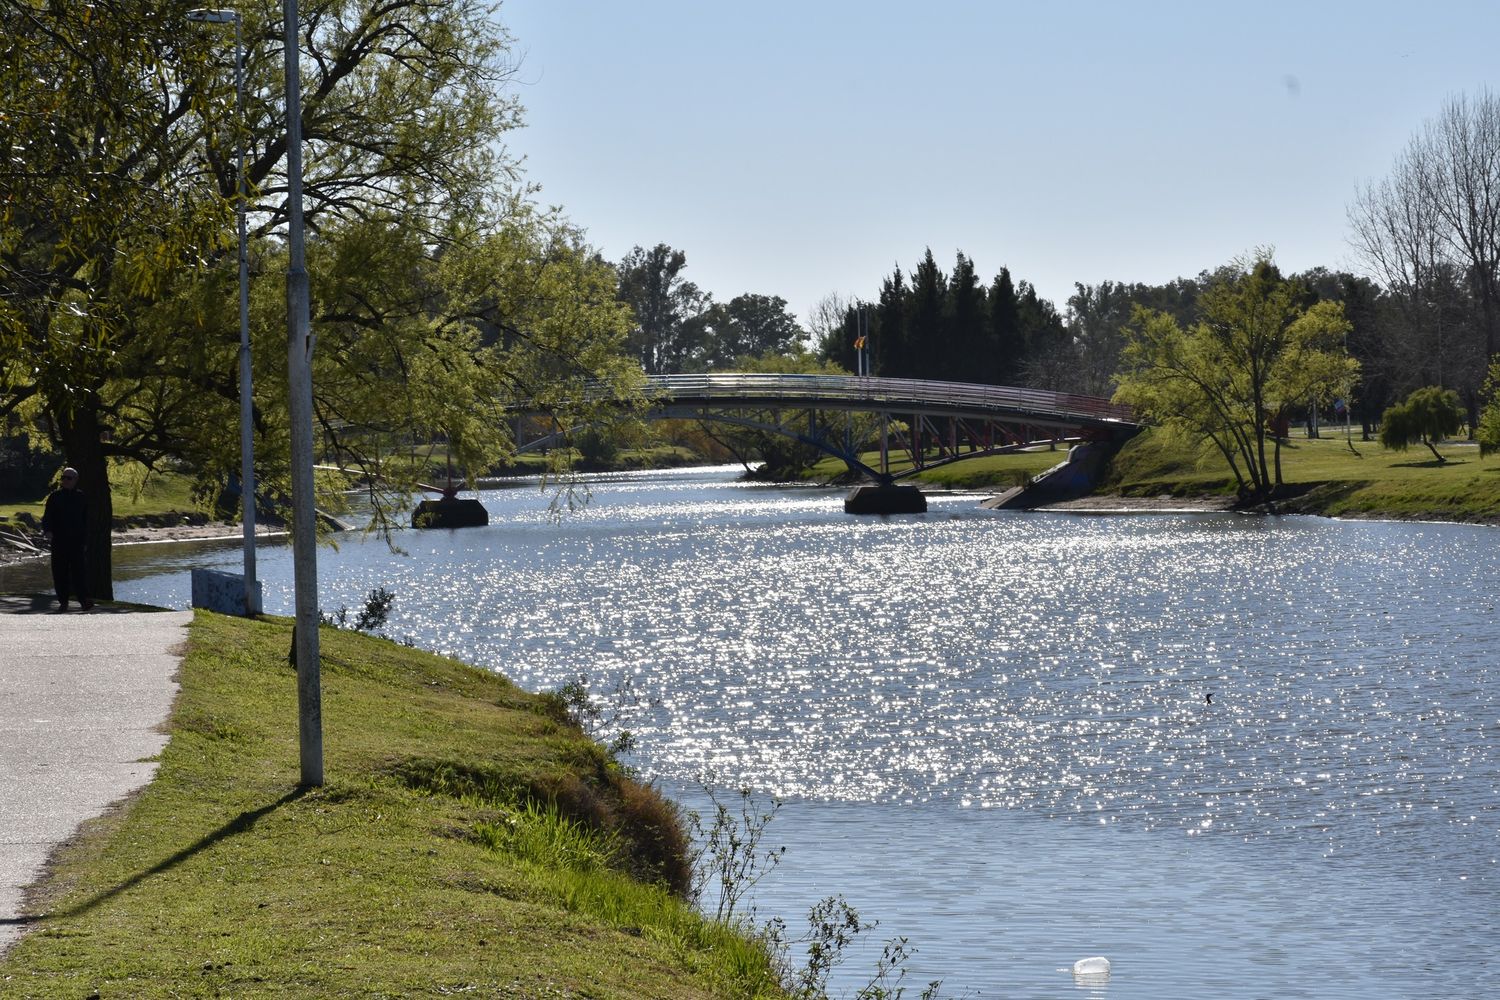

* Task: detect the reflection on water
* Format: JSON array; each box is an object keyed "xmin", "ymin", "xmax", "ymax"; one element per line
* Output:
[{"xmin": 8, "ymin": 465, "xmax": 1495, "ymax": 998}]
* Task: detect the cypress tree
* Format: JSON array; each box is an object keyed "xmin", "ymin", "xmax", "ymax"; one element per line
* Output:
[
  {"xmin": 875, "ymin": 266, "xmax": 909, "ymax": 377},
  {"xmin": 988, "ymin": 267, "xmax": 1022, "ymax": 385},
  {"xmin": 909, "ymin": 248, "xmax": 946, "ymax": 379}
]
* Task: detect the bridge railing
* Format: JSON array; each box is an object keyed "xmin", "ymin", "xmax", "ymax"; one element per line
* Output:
[{"xmin": 638, "ymin": 373, "xmax": 1135, "ymax": 424}]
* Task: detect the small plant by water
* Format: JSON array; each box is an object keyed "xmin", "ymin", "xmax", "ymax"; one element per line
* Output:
[{"xmin": 319, "ymin": 585, "xmax": 396, "ymax": 634}]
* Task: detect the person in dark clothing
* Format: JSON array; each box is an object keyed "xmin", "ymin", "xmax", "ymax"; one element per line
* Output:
[{"xmin": 41, "ymin": 467, "xmax": 92, "ymax": 612}]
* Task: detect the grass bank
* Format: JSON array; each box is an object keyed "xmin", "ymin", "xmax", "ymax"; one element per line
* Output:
[
  {"xmin": 803, "ymin": 428, "xmax": 1500, "ymax": 524},
  {"xmin": 0, "ymin": 614, "xmax": 780, "ymax": 999},
  {"xmin": 806, "ymin": 448, "xmax": 1064, "ymax": 490},
  {"xmin": 0, "ymin": 468, "xmax": 207, "ymax": 527},
  {"xmin": 1101, "ymin": 428, "xmax": 1500, "ymax": 522}
]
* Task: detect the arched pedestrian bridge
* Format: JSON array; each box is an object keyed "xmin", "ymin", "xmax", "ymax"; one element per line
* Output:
[{"xmin": 522, "ymin": 372, "xmax": 1138, "ymax": 484}]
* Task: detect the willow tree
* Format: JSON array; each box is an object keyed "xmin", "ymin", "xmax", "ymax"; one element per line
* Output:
[
  {"xmin": 1114, "ymin": 254, "xmax": 1357, "ymax": 499},
  {"xmin": 1, "ymin": 0, "xmax": 640, "ymax": 597}
]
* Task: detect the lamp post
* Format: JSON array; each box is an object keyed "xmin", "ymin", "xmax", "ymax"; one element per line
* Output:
[
  {"xmin": 187, "ymin": 8, "xmax": 260, "ymax": 616},
  {"xmin": 282, "ymin": 0, "xmax": 323, "ymax": 787}
]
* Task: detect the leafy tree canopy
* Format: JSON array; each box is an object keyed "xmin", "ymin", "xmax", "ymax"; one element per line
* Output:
[
  {"xmin": 0, "ymin": 0, "xmax": 639, "ymax": 596},
  {"xmin": 1113, "ymin": 252, "xmax": 1357, "ymax": 498},
  {"xmin": 1379, "ymin": 385, "xmax": 1466, "ymax": 462}
]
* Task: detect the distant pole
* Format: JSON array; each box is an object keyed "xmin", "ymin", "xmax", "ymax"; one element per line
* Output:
[
  {"xmin": 233, "ymin": 9, "xmax": 259, "ymax": 616},
  {"xmin": 283, "ymin": 0, "xmax": 322, "ymax": 787},
  {"xmin": 186, "ymin": 7, "xmax": 258, "ymax": 616}
]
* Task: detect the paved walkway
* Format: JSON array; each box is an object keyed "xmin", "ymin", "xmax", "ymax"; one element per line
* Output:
[{"xmin": 0, "ymin": 595, "xmax": 188, "ymax": 955}]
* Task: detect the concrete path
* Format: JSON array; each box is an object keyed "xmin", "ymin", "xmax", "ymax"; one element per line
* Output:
[{"xmin": 0, "ymin": 595, "xmax": 189, "ymax": 955}]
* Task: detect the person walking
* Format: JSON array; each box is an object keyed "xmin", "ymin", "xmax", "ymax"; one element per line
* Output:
[{"xmin": 41, "ymin": 467, "xmax": 93, "ymax": 611}]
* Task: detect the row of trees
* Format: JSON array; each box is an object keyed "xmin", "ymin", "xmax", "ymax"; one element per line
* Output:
[
  {"xmin": 615, "ymin": 244, "xmax": 807, "ymax": 374},
  {"xmin": 1349, "ymin": 89, "xmax": 1500, "ymax": 425},
  {"xmin": 812, "ymin": 250, "xmax": 1067, "ymax": 387},
  {"xmin": 1036, "ymin": 91, "xmax": 1500, "ymax": 441}
]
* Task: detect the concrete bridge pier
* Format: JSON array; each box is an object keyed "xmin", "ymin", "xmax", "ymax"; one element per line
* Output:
[{"xmin": 844, "ymin": 482, "xmax": 927, "ymax": 514}]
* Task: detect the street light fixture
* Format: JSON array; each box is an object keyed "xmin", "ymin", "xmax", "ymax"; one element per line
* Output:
[{"xmin": 187, "ymin": 7, "xmax": 260, "ymax": 616}]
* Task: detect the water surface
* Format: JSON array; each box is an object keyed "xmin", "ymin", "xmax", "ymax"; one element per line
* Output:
[{"xmin": 8, "ymin": 466, "xmax": 1494, "ymax": 997}]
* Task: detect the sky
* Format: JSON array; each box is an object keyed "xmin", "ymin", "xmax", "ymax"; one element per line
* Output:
[{"xmin": 499, "ymin": 0, "xmax": 1500, "ymax": 327}]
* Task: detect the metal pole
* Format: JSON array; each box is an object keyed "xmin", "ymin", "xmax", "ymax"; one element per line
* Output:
[
  {"xmin": 283, "ymin": 0, "xmax": 323, "ymax": 787},
  {"xmin": 233, "ymin": 14, "xmax": 259, "ymax": 616},
  {"xmin": 186, "ymin": 8, "xmax": 258, "ymax": 617}
]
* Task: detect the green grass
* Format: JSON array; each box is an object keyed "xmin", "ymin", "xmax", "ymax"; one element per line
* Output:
[
  {"xmin": 801, "ymin": 426, "xmax": 1500, "ymax": 522},
  {"xmin": 807, "ymin": 448, "xmax": 1064, "ymax": 489},
  {"xmin": 0, "ymin": 614, "xmax": 782, "ymax": 999},
  {"xmin": 1104, "ymin": 427, "xmax": 1500, "ymax": 521},
  {"xmin": 0, "ymin": 467, "xmax": 205, "ymax": 525}
]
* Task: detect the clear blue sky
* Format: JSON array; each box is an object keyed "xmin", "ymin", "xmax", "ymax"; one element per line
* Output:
[{"xmin": 501, "ymin": 0, "xmax": 1500, "ymax": 326}]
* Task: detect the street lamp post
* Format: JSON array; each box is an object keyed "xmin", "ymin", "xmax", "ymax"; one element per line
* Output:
[
  {"xmin": 188, "ymin": 7, "xmax": 260, "ymax": 616},
  {"xmin": 282, "ymin": 0, "xmax": 323, "ymax": 787}
]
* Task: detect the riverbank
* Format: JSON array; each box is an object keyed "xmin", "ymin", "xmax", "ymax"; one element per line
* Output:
[
  {"xmin": 0, "ymin": 612, "xmax": 781, "ymax": 998},
  {"xmin": 0, "ymin": 521, "xmax": 285, "ymax": 572},
  {"xmin": 818, "ymin": 428, "xmax": 1500, "ymax": 526}
]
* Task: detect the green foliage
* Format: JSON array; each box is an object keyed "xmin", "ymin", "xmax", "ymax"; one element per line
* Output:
[
  {"xmin": 1479, "ymin": 359, "xmax": 1500, "ymax": 456},
  {"xmin": 1379, "ymin": 385, "xmax": 1466, "ymax": 461},
  {"xmin": 698, "ymin": 293, "xmax": 808, "ymax": 369},
  {"xmin": 823, "ymin": 251, "xmax": 1064, "ymax": 389},
  {"xmin": 1113, "ymin": 252, "xmax": 1357, "ymax": 497},
  {"xmin": 616, "ymin": 243, "xmax": 709, "ymax": 374},
  {"xmin": 1, "ymin": 0, "xmax": 643, "ymax": 595}
]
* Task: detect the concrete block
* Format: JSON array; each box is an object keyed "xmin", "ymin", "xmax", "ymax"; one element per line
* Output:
[{"xmin": 190, "ymin": 569, "xmax": 261, "ymax": 616}]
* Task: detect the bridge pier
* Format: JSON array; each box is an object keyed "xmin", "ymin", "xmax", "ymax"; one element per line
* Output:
[{"xmin": 844, "ymin": 482, "xmax": 927, "ymax": 514}]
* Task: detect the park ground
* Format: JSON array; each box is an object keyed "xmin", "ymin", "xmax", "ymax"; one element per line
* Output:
[
  {"xmin": 814, "ymin": 426, "xmax": 1500, "ymax": 525},
  {"xmin": 0, "ymin": 612, "xmax": 783, "ymax": 999}
]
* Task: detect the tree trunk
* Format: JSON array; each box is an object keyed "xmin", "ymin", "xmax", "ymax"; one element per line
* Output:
[
  {"xmin": 55, "ymin": 402, "xmax": 115, "ymax": 601},
  {"xmin": 1425, "ymin": 439, "xmax": 1446, "ymax": 463}
]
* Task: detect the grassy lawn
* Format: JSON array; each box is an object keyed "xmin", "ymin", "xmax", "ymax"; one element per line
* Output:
[
  {"xmin": 1, "ymin": 468, "xmax": 207, "ymax": 525},
  {"xmin": 802, "ymin": 427, "xmax": 1500, "ymax": 522},
  {"xmin": 1104, "ymin": 428, "xmax": 1500, "ymax": 521},
  {"xmin": 0, "ymin": 614, "xmax": 780, "ymax": 999},
  {"xmin": 808, "ymin": 448, "xmax": 1064, "ymax": 490}
]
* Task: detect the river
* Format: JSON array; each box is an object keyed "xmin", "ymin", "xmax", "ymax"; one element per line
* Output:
[{"xmin": 5, "ymin": 465, "xmax": 1495, "ymax": 998}]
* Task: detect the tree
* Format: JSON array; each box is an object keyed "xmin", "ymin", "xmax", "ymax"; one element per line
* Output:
[
  {"xmin": 808, "ymin": 291, "xmax": 856, "ymax": 365},
  {"xmin": 0, "ymin": 0, "xmax": 635, "ymax": 597},
  {"xmin": 1114, "ymin": 253, "xmax": 1357, "ymax": 498},
  {"xmin": 1348, "ymin": 90, "xmax": 1500, "ymax": 425},
  {"xmin": 1063, "ymin": 282, "xmax": 1133, "ymax": 397},
  {"xmin": 1480, "ymin": 359, "xmax": 1500, "ymax": 456},
  {"xmin": 947, "ymin": 252, "xmax": 985, "ymax": 383},
  {"xmin": 907, "ymin": 249, "xmax": 946, "ymax": 380},
  {"xmin": 986, "ymin": 268, "xmax": 1022, "ymax": 385},
  {"xmin": 873, "ymin": 266, "xmax": 909, "ymax": 377},
  {"xmin": 1379, "ymin": 386, "xmax": 1466, "ymax": 462},
  {"xmin": 696, "ymin": 293, "xmax": 806, "ymax": 369},
  {"xmin": 615, "ymin": 244, "xmax": 709, "ymax": 374}
]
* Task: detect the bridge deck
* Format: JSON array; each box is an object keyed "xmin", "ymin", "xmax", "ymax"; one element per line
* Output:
[{"xmin": 639, "ymin": 373, "xmax": 1135, "ymax": 430}]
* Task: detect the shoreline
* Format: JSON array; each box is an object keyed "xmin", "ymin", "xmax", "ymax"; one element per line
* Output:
[
  {"xmin": 0, "ymin": 523, "xmax": 287, "ymax": 572},
  {"xmin": 4, "ymin": 481, "xmax": 1495, "ymax": 574}
]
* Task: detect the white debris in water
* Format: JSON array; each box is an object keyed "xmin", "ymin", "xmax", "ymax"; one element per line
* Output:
[{"xmin": 1071, "ymin": 956, "xmax": 1111, "ymax": 977}]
